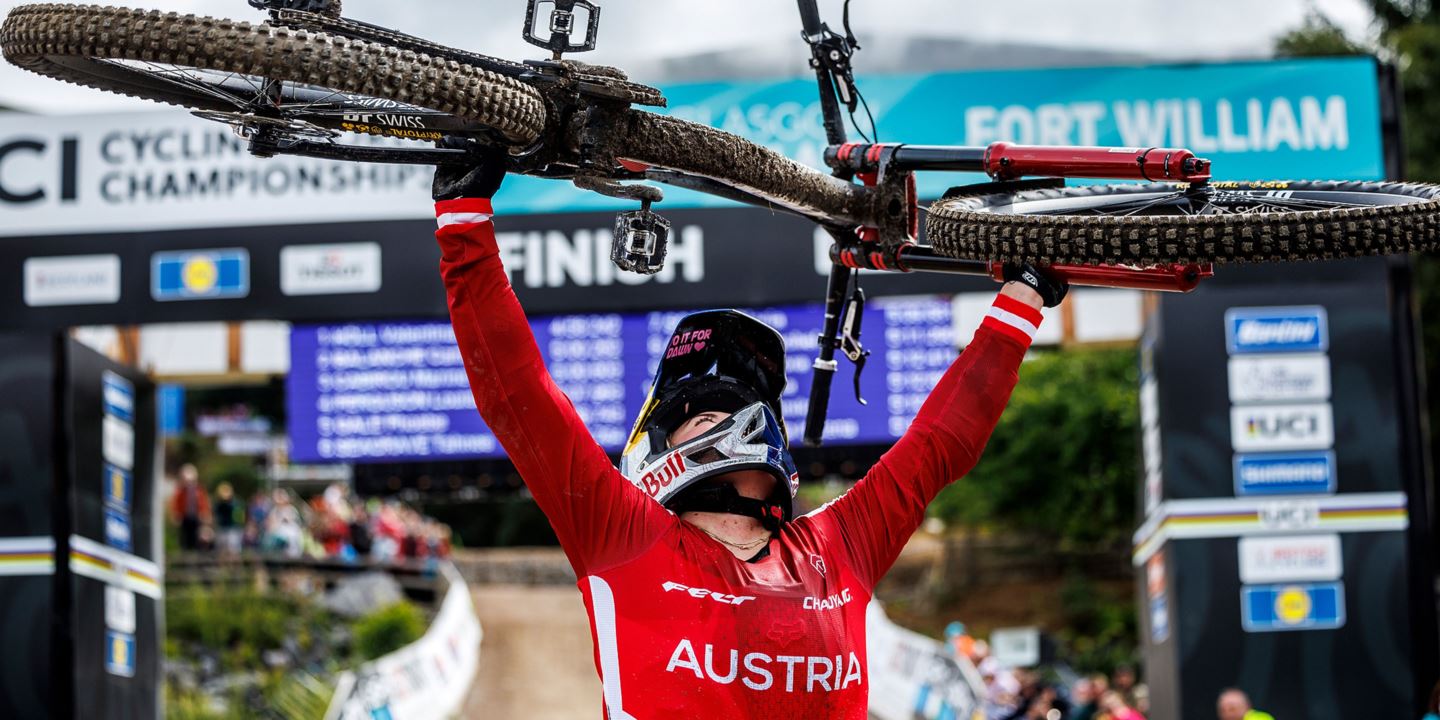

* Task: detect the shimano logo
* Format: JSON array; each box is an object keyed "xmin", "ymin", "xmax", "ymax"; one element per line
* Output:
[
  {"xmin": 1235, "ymin": 319, "xmax": 1318, "ymax": 345},
  {"xmin": 665, "ymin": 638, "xmax": 863, "ymax": 693},
  {"xmin": 661, "ymin": 581, "xmax": 755, "ymax": 606},
  {"xmin": 802, "ymin": 588, "xmax": 853, "ymax": 611}
]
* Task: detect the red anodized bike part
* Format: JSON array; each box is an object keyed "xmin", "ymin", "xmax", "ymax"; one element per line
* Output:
[
  {"xmin": 988, "ymin": 262, "xmax": 1215, "ymax": 292},
  {"xmin": 983, "ymin": 142, "xmax": 1212, "ymax": 182}
]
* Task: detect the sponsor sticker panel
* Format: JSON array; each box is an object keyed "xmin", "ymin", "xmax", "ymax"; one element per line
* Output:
[
  {"xmin": 280, "ymin": 242, "xmax": 383, "ymax": 296},
  {"xmin": 1241, "ymin": 581, "xmax": 1345, "ymax": 632},
  {"xmin": 23, "ymin": 254, "xmax": 121, "ymax": 307},
  {"xmin": 1238, "ymin": 534, "xmax": 1343, "ymax": 584},
  {"xmin": 1225, "ymin": 306, "xmax": 1328, "ymax": 354},
  {"xmin": 1227, "ymin": 354, "xmax": 1331, "ymax": 403},
  {"xmin": 1230, "ymin": 403, "xmax": 1335, "ymax": 451},
  {"xmin": 1233, "ymin": 451, "xmax": 1336, "ymax": 496},
  {"xmin": 151, "ymin": 248, "xmax": 250, "ymax": 301},
  {"xmin": 105, "ymin": 630, "xmax": 137, "ymax": 678}
]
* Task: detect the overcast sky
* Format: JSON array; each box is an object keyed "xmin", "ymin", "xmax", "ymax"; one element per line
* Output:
[{"xmin": 0, "ymin": 0, "xmax": 1374, "ymax": 113}]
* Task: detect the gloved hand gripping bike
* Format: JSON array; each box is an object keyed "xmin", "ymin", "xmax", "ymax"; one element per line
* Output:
[{"xmin": 6, "ymin": 0, "xmax": 1440, "ymax": 443}]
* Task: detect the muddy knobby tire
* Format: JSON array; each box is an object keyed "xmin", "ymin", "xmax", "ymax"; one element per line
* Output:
[
  {"xmin": 927, "ymin": 180, "xmax": 1440, "ymax": 265},
  {"xmin": 0, "ymin": 3, "xmax": 546, "ymax": 144}
]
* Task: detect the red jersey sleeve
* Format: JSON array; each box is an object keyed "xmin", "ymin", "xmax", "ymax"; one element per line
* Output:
[
  {"xmin": 434, "ymin": 198, "xmax": 674, "ymax": 575},
  {"xmin": 813, "ymin": 293, "xmax": 1041, "ymax": 589}
]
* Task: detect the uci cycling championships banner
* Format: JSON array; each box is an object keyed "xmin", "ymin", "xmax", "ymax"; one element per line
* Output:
[{"xmin": 0, "ymin": 56, "xmax": 1386, "ymax": 237}]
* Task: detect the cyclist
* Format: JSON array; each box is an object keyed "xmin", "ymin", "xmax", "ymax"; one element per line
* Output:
[{"xmin": 432, "ymin": 148, "xmax": 1065, "ymax": 717}]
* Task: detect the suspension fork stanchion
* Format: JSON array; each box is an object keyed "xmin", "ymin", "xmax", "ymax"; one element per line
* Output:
[{"xmin": 804, "ymin": 249, "xmax": 853, "ymax": 446}]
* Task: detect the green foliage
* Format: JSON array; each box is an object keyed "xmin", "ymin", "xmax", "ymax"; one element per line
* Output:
[
  {"xmin": 165, "ymin": 584, "xmax": 338, "ymax": 674},
  {"xmin": 930, "ymin": 348, "xmax": 1139, "ymax": 548},
  {"xmin": 1056, "ymin": 572, "xmax": 1139, "ymax": 674},
  {"xmin": 1275, "ymin": 11, "xmax": 1370, "ymax": 56},
  {"xmin": 263, "ymin": 673, "xmax": 335, "ymax": 720},
  {"xmin": 352, "ymin": 601, "xmax": 426, "ymax": 660}
]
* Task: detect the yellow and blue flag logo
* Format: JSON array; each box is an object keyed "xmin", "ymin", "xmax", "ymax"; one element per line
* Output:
[
  {"xmin": 105, "ymin": 630, "xmax": 136, "ymax": 678},
  {"xmin": 152, "ymin": 249, "xmax": 249, "ymax": 301},
  {"xmin": 103, "ymin": 463, "xmax": 131, "ymax": 512}
]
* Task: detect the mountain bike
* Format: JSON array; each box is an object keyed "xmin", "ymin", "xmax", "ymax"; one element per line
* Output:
[{"xmin": 5, "ymin": 0, "xmax": 1439, "ymax": 443}]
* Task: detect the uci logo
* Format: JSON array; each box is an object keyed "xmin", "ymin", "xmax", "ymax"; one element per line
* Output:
[
  {"xmin": 1246, "ymin": 412, "xmax": 1318, "ymax": 439},
  {"xmin": 0, "ymin": 137, "xmax": 80, "ymax": 204},
  {"xmin": 640, "ymin": 454, "xmax": 686, "ymax": 497}
]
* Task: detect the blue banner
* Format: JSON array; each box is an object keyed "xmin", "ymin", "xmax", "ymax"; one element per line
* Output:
[
  {"xmin": 287, "ymin": 295, "xmax": 954, "ymax": 463},
  {"xmin": 493, "ymin": 57, "xmax": 1384, "ymax": 214},
  {"xmin": 1233, "ymin": 451, "xmax": 1336, "ymax": 496}
]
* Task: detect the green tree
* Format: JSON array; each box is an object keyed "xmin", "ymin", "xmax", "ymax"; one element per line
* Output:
[{"xmin": 930, "ymin": 347, "xmax": 1139, "ymax": 548}]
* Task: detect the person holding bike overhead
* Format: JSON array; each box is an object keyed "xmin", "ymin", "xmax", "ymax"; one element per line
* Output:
[{"xmin": 432, "ymin": 148, "xmax": 1065, "ymax": 718}]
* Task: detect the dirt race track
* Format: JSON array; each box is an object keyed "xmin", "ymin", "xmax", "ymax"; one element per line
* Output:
[{"xmin": 464, "ymin": 584, "xmax": 601, "ymax": 719}]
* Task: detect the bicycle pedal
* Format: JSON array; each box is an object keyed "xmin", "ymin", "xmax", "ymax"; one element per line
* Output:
[
  {"xmin": 611, "ymin": 209, "xmax": 670, "ymax": 275},
  {"xmin": 523, "ymin": 0, "xmax": 601, "ymax": 57}
]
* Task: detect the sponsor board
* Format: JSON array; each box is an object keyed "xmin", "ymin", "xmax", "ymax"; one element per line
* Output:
[
  {"xmin": 280, "ymin": 242, "xmax": 383, "ymax": 296},
  {"xmin": 151, "ymin": 248, "xmax": 250, "ymax": 301},
  {"xmin": 1150, "ymin": 594, "xmax": 1170, "ymax": 643},
  {"xmin": 1230, "ymin": 403, "xmax": 1334, "ymax": 451},
  {"xmin": 101, "ymin": 414, "xmax": 135, "ymax": 470},
  {"xmin": 1239, "ymin": 534, "xmax": 1342, "ymax": 583},
  {"xmin": 1234, "ymin": 451, "xmax": 1336, "ymax": 496},
  {"xmin": 102, "ymin": 370, "xmax": 134, "ymax": 423},
  {"xmin": 23, "ymin": 254, "xmax": 121, "ymax": 307},
  {"xmin": 1241, "ymin": 581, "xmax": 1345, "ymax": 632},
  {"xmin": 104, "ymin": 507, "xmax": 132, "ymax": 552},
  {"xmin": 1227, "ymin": 354, "xmax": 1331, "ymax": 402},
  {"xmin": 105, "ymin": 585, "xmax": 137, "ymax": 634},
  {"xmin": 990, "ymin": 627, "xmax": 1042, "ymax": 668},
  {"xmin": 1225, "ymin": 306, "xmax": 1328, "ymax": 354},
  {"xmin": 105, "ymin": 630, "xmax": 137, "ymax": 678},
  {"xmin": 103, "ymin": 463, "xmax": 132, "ymax": 511}
]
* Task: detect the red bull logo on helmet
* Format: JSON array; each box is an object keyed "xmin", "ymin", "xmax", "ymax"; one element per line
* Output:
[{"xmin": 640, "ymin": 453, "xmax": 687, "ymax": 498}]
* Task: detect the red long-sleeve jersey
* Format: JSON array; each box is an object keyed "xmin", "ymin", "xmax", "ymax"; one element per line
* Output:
[{"xmin": 435, "ymin": 198, "xmax": 1041, "ymax": 719}]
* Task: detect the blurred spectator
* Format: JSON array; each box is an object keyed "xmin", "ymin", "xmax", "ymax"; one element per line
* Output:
[
  {"xmin": 1002, "ymin": 668, "xmax": 1070, "ymax": 720},
  {"xmin": 213, "ymin": 482, "xmax": 244, "ymax": 558},
  {"xmin": 1113, "ymin": 666, "xmax": 1139, "ymax": 706},
  {"xmin": 168, "ymin": 464, "xmax": 211, "ymax": 551},
  {"xmin": 245, "ymin": 490, "xmax": 272, "ymax": 549},
  {"xmin": 264, "ymin": 490, "xmax": 305, "ymax": 559},
  {"xmin": 1099, "ymin": 690, "xmax": 1145, "ymax": 720},
  {"xmin": 1070, "ymin": 677, "xmax": 1098, "ymax": 720},
  {"xmin": 1217, "ymin": 688, "xmax": 1273, "ymax": 720},
  {"xmin": 1426, "ymin": 679, "xmax": 1440, "ymax": 720},
  {"xmin": 979, "ymin": 656, "xmax": 1020, "ymax": 718},
  {"xmin": 349, "ymin": 505, "xmax": 373, "ymax": 558}
]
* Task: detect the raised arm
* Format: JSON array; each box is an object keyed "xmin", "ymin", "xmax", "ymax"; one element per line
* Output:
[
  {"xmin": 816, "ymin": 275, "xmax": 1058, "ymax": 589},
  {"xmin": 433, "ymin": 153, "xmax": 672, "ymax": 575}
]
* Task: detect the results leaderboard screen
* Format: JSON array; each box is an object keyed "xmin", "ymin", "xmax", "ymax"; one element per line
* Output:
[{"xmin": 287, "ymin": 295, "xmax": 956, "ymax": 463}]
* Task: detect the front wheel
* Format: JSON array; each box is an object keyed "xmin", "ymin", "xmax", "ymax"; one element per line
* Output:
[{"xmin": 926, "ymin": 180, "xmax": 1440, "ymax": 265}]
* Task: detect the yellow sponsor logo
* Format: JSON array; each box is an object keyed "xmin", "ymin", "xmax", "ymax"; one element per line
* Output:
[
  {"xmin": 1274, "ymin": 586, "xmax": 1313, "ymax": 625},
  {"xmin": 340, "ymin": 122, "xmax": 443, "ymax": 141},
  {"xmin": 181, "ymin": 256, "xmax": 218, "ymax": 294}
]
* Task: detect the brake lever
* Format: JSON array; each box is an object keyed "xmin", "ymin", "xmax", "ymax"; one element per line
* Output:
[{"xmin": 839, "ymin": 286, "xmax": 870, "ymax": 405}]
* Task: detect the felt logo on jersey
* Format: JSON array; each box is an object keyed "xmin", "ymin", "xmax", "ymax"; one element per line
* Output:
[
  {"xmin": 665, "ymin": 638, "xmax": 864, "ymax": 693},
  {"xmin": 661, "ymin": 581, "xmax": 756, "ymax": 606},
  {"xmin": 641, "ymin": 454, "xmax": 687, "ymax": 497},
  {"xmin": 809, "ymin": 553, "xmax": 826, "ymax": 577},
  {"xmin": 803, "ymin": 588, "xmax": 853, "ymax": 611}
]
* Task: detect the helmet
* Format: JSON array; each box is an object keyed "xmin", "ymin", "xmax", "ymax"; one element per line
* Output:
[{"xmin": 620, "ymin": 310, "xmax": 799, "ymax": 529}]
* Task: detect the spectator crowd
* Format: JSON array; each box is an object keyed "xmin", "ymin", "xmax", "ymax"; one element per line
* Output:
[
  {"xmin": 167, "ymin": 464, "xmax": 452, "ymax": 566},
  {"xmin": 943, "ymin": 622, "xmax": 1285, "ymax": 720}
]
